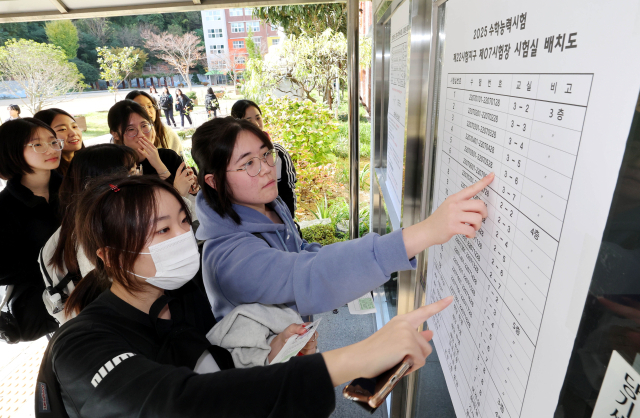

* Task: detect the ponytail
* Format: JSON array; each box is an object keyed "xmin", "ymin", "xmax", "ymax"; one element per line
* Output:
[{"xmin": 63, "ymin": 270, "xmax": 109, "ymax": 317}]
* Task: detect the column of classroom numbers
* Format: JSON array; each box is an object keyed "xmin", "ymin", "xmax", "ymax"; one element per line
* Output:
[
  {"xmin": 476, "ymin": 75, "xmax": 537, "ymax": 418},
  {"xmin": 446, "ymin": 77, "xmax": 508, "ymax": 417},
  {"xmin": 460, "ymin": 75, "xmax": 521, "ymax": 418},
  {"xmin": 438, "ymin": 238, "xmax": 477, "ymax": 408}
]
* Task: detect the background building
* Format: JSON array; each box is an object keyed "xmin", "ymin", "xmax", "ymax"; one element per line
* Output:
[{"xmin": 201, "ymin": 8, "xmax": 280, "ymax": 84}]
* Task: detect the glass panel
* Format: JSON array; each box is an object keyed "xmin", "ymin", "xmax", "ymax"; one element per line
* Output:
[
  {"xmin": 554, "ymin": 93, "xmax": 640, "ymax": 417},
  {"xmin": 414, "ymin": 3, "xmax": 457, "ymax": 417}
]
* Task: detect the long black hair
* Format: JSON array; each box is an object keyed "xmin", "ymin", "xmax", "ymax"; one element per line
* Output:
[
  {"xmin": 51, "ymin": 144, "xmax": 139, "ymax": 314},
  {"xmin": 230, "ymin": 99, "xmax": 261, "ymax": 119},
  {"xmin": 108, "ymin": 99, "xmax": 154, "ymax": 145},
  {"xmin": 33, "ymin": 108, "xmax": 86, "ymax": 175},
  {"xmin": 0, "ymin": 118, "xmax": 57, "ymax": 179},
  {"xmin": 66, "ymin": 175, "xmax": 192, "ymax": 316},
  {"xmin": 125, "ymin": 90, "xmax": 169, "ymax": 149}
]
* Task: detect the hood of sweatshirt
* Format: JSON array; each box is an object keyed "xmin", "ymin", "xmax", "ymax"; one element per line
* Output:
[{"xmin": 195, "ymin": 193, "xmax": 302, "ymax": 253}]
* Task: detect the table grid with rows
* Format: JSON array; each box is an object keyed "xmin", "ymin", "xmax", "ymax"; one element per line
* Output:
[{"xmin": 427, "ymin": 73, "xmax": 593, "ymax": 418}]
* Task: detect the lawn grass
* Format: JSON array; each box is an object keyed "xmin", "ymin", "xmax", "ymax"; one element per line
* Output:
[{"xmin": 83, "ymin": 111, "xmax": 110, "ymax": 140}]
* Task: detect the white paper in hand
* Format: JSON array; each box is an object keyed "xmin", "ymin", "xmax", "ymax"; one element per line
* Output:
[{"xmin": 270, "ymin": 318, "xmax": 322, "ymax": 364}]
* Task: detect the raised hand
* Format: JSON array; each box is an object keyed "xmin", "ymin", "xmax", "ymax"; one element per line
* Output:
[
  {"xmin": 322, "ymin": 296, "xmax": 453, "ymax": 386},
  {"xmin": 403, "ymin": 173, "xmax": 494, "ymax": 259},
  {"xmin": 173, "ymin": 162, "xmax": 194, "ymax": 197}
]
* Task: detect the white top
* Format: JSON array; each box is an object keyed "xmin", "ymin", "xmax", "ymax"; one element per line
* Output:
[
  {"xmin": 39, "ymin": 227, "xmax": 94, "ymax": 324},
  {"xmin": 162, "ymin": 126, "xmax": 184, "ymax": 155}
]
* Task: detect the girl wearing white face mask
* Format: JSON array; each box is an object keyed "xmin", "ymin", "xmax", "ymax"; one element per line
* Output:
[{"xmin": 41, "ymin": 174, "xmax": 452, "ymax": 418}]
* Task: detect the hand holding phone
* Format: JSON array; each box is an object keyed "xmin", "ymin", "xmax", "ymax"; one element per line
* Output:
[{"xmin": 343, "ymin": 357, "xmax": 413, "ymax": 411}]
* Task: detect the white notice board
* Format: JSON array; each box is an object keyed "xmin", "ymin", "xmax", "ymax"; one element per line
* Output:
[
  {"xmin": 385, "ymin": 0, "xmax": 410, "ymax": 218},
  {"xmin": 425, "ymin": 1, "xmax": 640, "ymax": 417}
]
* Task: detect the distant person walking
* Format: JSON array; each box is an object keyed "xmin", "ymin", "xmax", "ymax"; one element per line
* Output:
[
  {"xmin": 175, "ymin": 89, "xmax": 193, "ymax": 129},
  {"xmin": 149, "ymin": 85, "xmax": 160, "ymax": 103},
  {"xmin": 7, "ymin": 104, "xmax": 20, "ymax": 121},
  {"xmin": 159, "ymin": 87, "xmax": 176, "ymax": 128},
  {"xmin": 204, "ymin": 87, "xmax": 220, "ymax": 119}
]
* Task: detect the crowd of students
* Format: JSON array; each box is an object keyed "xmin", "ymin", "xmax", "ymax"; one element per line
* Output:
[{"xmin": 0, "ymin": 91, "xmax": 494, "ymax": 417}]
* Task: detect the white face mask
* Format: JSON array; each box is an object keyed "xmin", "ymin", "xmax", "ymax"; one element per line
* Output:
[{"xmin": 130, "ymin": 228, "xmax": 200, "ymax": 290}]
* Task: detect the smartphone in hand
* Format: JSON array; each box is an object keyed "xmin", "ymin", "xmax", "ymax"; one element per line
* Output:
[{"xmin": 342, "ymin": 357, "xmax": 413, "ymax": 411}]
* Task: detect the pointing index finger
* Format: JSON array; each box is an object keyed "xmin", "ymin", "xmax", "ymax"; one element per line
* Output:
[
  {"xmin": 454, "ymin": 172, "xmax": 494, "ymax": 201},
  {"xmin": 405, "ymin": 296, "xmax": 454, "ymax": 328}
]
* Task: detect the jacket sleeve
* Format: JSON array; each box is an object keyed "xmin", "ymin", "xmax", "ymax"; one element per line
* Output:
[
  {"xmin": 159, "ymin": 149, "xmax": 184, "ymax": 185},
  {"xmin": 273, "ymin": 144, "xmax": 297, "ymax": 216},
  {"xmin": 207, "ymin": 229, "xmax": 416, "ymax": 315},
  {"xmin": 0, "ymin": 214, "xmax": 41, "ymax": 287},
  {"xmin": 53, "ymin": 328, "xmax": 335, "ymax": 418}
]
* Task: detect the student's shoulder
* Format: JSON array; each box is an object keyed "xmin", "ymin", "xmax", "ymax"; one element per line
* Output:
[{"xmin": 158, "ymin": 147, "xmax": 182, "ymax": 161}]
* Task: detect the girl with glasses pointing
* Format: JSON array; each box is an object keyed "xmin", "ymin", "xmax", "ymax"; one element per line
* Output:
[{"xmin": 192, "ymin": 117, "xmax": 494, "ymax": 322}]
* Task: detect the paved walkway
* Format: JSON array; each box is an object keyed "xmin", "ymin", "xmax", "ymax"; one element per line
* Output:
[{"xmin": 0, "ymin": 338, "xmax": 48, "ymax": 418}]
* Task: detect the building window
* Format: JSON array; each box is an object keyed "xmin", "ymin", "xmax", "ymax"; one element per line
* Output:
[
  {"xmin": 204, "ymin": 10, "xmax": 222, "ymax": 21},
  {"xmin": 209, "ymin": 60, "xmax": 226, "ymax": 69},
  {"xmin": 272, "ymin": 38, "xmax": 280, "ymax": 46},
  {"xmin": 253, "ymin": 37, "xmax": 261, "ymax": 45},
  {"xmin": 249, "ymin": 21, "xmax": 260, "ymax": 32},
  {"xmin": 207, "ymin": 28, "xmax": 223, "ymax": 38},
  {"xmin": 235, "ymin": 56, "xmax": 246, "ymax": 64},
  {"xmin": 232, "ymin": 40, "xmax": 245, "ymax": 49},
  {"xmin": 231, "ymin": 22, "xmax": 244, "ymax": 33},
  {"xmin": 270, "ymin": 24, "xmax": 278, "ymax": 32},
  {"xmin": 209, "ymin": 44, "xmax": 225, "ymax": 54},
  {"xmin": 244, "ymin": 8, "xmax": 253, "ymax": 15},
  {"xmin": 229, "ymin": 8, "xmax": 243, "ymax": 16}
]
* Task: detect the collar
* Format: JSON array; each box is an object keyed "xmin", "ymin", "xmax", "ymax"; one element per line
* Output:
[
  {"xmin": 6, "ymin": 170, "xmax": 62, "ymax": 209},
  {"xmin": 101, "ymin": 289, "xmax": 157, "ymax": 329},
  {"xmin": 101, "ymin": 289, "xmax": 180, "ymax": 337}
]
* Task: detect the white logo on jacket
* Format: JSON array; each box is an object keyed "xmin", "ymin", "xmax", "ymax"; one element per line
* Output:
[{"xmin": 91, "ymin": 353, "xmax": 137, "ymax": 387}]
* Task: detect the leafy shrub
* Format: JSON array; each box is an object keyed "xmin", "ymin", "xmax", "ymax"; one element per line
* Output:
[
  {"xmin": 360, "ymin": 163, "xmax": 370, "ymax": 191},
  {"xmin": 186, "ymin": 91, "xmax": 197, "ymax": 100},
  {"xmin": 331, "ymin": 120, "xmax": 371, "ymax": 159},
  {"xmin": 262, "ymin": 96, "xmax": 340, "ymax": 200},
  {"xmin": 183, "ymin": 150, "xmax": 197, "ymax": 170},
  {"xmin": 177, "ymin": 128, "xmax": 196, "ymax": 140},
  {"xmin": 301, "ymin": 224, "xmax": 346, "ymax": 246}
]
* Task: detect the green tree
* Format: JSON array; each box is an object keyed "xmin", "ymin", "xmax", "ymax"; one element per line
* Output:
[
  {"xmin": 70, "ymin": 58, "xmax": 99, "ymax": 87},
  {"xmin": 244, "ymin": 30, "xmax": 346, "ymax": 107},
  {"xmin": 45, "ymin": 20, "xmax": 79, "ymax": 59},
  {"xmin": 0, "ymin": 39, "xmax": 84, "ymax": 113},
  {"xmin": 76, "ymin": 18, "xmax": 112, "ymax": 46},
  {"xmin": 0, "ymin": 22, "xmax": 47, "ymax": 45},
  {"xmin": 76, "ymin": 30, "xmax": 99, "ymax": 65},
  {"xmin": 253, "ymin": 4, "xmax": 346, "ymax": 36},
  {"xmin": 96, "ymin": 46, "xmax": 139, "ymax": 101},
  {"xmin": 245, "ymin": 29, "xmax": 262, "ymax": 61},
  {"xmin": 119, "ymin": 47, "xmax": 148, "ymax": 88}
]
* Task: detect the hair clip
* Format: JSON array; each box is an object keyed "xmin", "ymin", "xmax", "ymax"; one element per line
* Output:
[{"xmin": 109, "ymin": 184, "xmax": 121, "ymax": 193}]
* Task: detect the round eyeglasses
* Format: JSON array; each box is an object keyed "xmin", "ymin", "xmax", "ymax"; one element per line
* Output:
[
  {"xmin": 227, "ymin": 149, "xmax": 278, "ymax": 177},
  {"xmin": 125, "ymin": 122, "xmax": 153, "ymax": 138},
  {"xmin": 24, "ymin": 139, "xmax": 64, "ymax": 154}
]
